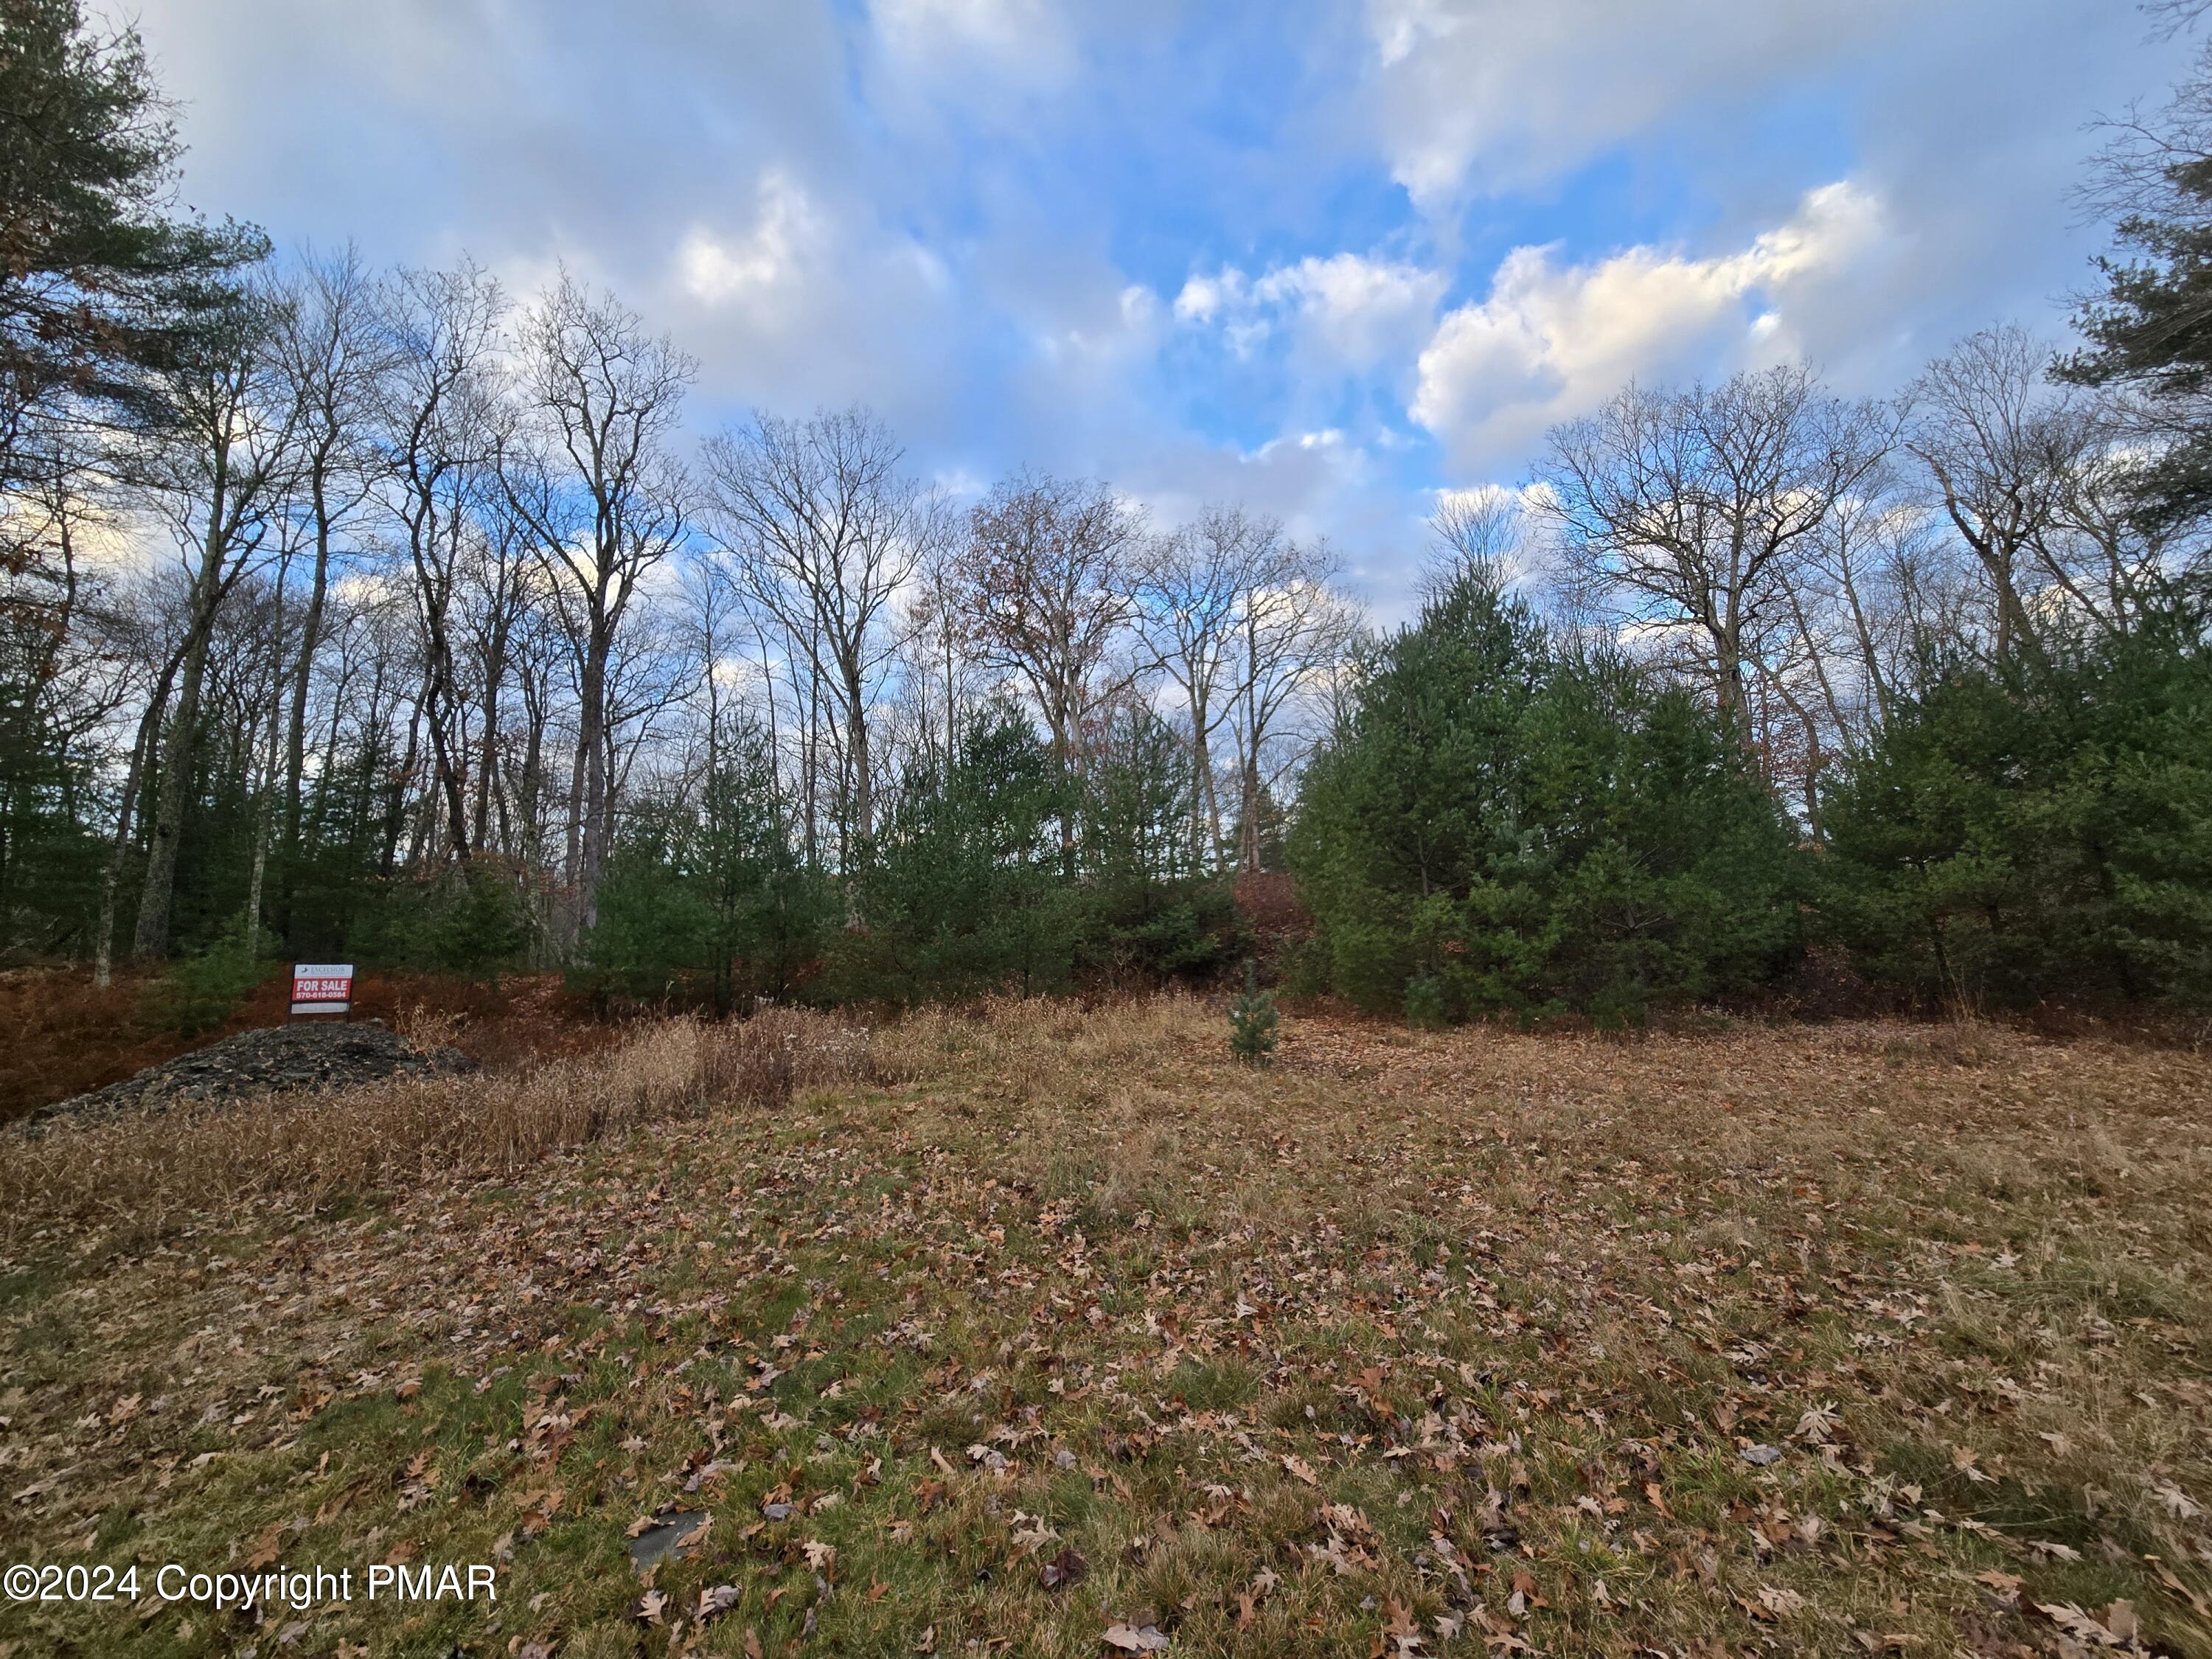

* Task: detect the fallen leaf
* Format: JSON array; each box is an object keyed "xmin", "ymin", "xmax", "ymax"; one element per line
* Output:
[{"xmin": 1103, "ymin": 1621, "xmax": 1172, "ymax": 1652}]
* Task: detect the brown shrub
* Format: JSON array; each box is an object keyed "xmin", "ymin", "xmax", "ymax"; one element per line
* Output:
[
  {"xmin": 0, "ymin": 966, "xmax": 194, "ymax": 1123},
  {"xmin": 1233, "ymin": 869, "xmax": 1310, "ymax": 942}
]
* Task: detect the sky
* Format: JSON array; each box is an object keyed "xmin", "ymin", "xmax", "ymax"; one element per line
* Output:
[{"xmin": 137, "ymin": 0, "xmax": 2198, "ymax": 613}]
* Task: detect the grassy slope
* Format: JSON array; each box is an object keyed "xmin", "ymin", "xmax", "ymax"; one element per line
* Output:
[{"xmin": 1, "ymin": 998, "xmax": 2208, "ymax": 1658}]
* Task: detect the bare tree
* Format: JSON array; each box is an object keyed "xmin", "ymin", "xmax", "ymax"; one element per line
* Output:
[
  {"xmin": 1787, "ymin": 464, "xmax": 1920, "ymax": 739},
  {"xmin": 1133, "ymin": 507, "xmax": 1259, "ymax": 869},
  {"xmin": 674, "ymin": 551, "xmax": 747, "ymax": 778},
  {"xmin": 700, "ymin": 407, "xmax": 935, "ymax": 858},
  {"xmin": 1428, "ymin": 487, "xmax": 1526, "ymax": 596},
  {"xmin": 1222, "ymin": 534, "xmax": 1359, "ymax": 872},
  {"xmin": 377, "ymin": 260, "xmax": 505, "ymax": 860},
  {"xmin": 1903, "ymin": 326, "xmax": 2084, "ymax": 660},
  {"xmin": 459, "ymin": 486, "xmax": 543, "ymax": 856},
  {"xmin": 268, "ymin": 243, "xmax": 389, "ymax": 925},
  {"xmin": 498, "ymin": 272, "xmax": 692, "ymax": 933},
  {"xmin": 1, "ymin": 434, "xmax": 149, "ymax": 976},
  {"xmin": 2042, "ymin": 402, "xmax": 2205, "ymax": 629},
  {"xmin": 131, "ymin": 287, "xmax": 302, "ymax": 959},
  {"xmin": 896, "ymin": 530, "xmax": 991, "ymax": 778},
  {"xmin": 1534, "ymin": 365, "xmax": 1888, "ymax": 741},
  {"xmin": 956, "ymin": 472, "xmax": 1145, "ymax": 798},
  {"xmin": 2076, "ymin": 10, "xmax": 2212, "ymax": 225}
]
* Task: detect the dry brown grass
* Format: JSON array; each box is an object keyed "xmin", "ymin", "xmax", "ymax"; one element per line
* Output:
[
  {"xmin": 0, "ymin": 1006, "xmax": 873, "ymax": 1249},
  {"xmin": 2, "ymin": 998, "xmax": 2208, "ymax": 1658}
]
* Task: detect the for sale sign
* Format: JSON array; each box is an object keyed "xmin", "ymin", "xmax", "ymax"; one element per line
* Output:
[{"xmin": 290, "ymin": 963, "xmax": 355, "ymax": 1018}]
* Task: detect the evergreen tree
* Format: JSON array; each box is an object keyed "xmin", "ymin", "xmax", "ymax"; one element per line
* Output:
[
  {"xmin": 1289, "ymin": 570, "xmax": 1547, "ymax": 1013},
  {"xmin": 1079, "ymin": 701, "xmax": 1242, "ymax": 983},
  {"xmin": 2060, "ymin": 35, "xmax": 2212, "ymax": 534},
  {"xmin": 2062, "ymin": 172, "xmax": 2212, "ymax": 529},
  {"xmin": 1818, "ymin": 600, "xmax": 2212, "ymax": 1008},
  {"xmin": 1227, "ymin": 959, "xmax": 1278, "ymax": 1062},
  {"xmin": 0, "ymin": 0, "xmax": 265, "ymax": 490},
  {"xmin": 1291, "ymin": 566, "xmax": 1800, "ymax": 1023},
  {"xmin": 0, "ymin": 663, "xmax": 104, "ymax": 959},
  {"xmin": 840, "ymin": 705, "xmax": 1079, "ymax": 1001},
  {"xmin": 584, "ymin": 726, "xmax": 829, "ymax": 1011}
]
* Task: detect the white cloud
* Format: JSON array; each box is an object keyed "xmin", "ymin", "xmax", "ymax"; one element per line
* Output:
[
  {"xmin": 1176, "ymin": 251, "xmax": 1447, "ymax": 372},
  {"xmin": 1172, "ymin": 269, "xmax": 1240, "ymax": 324},
  {"xmin": 1429, "ymin": 481, "xmax": 1519, "ymax": 518},
  {"xmin": 134, "ymin": 0, "xmax": 2179, "ymax": 611},
  {"xmin": 661, "ymin": 167, "xmax": 967, "ymax": 424},
  {"xmin": 868, "ymin": 0, "xmax": 1074, "ymax": 86},
  {"xmin": 1411, "ymin": 181, "xmax": 1887, "ymax": 469},
  {"xmin": 1256, "ymin": 254, "xmax": 1449, "ymax": 367},
  {"xmin": 677, "ymin": 170, "xmax": 827, "ymax": 317},
  {"xmin": 1363, "ymin": 0, "xmax": 1907, "ymax": 210},
  {"xmin": 1040, "ymin": 282, "xmax": 1166, "ymax": 366}
]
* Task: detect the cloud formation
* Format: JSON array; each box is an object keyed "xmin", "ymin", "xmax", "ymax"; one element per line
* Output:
[
  {"xmin": 1412, "ymin": 181, "xmax": 1889, "ymax": 467},
  {"xmin": 131, "ymin": 0, "xmax": 2194, "ymax": 599},
  {"xmin": 1364, "ymin": 0, "xmax": 1907, "ymax": 210},
  {"xmin": 1177, "ymin": 254, "xmax": 1448, "ymax": 372}
]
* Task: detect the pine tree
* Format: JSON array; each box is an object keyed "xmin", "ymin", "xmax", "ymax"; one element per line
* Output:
[
  {"xmin": 1818, "ymin": 598, "xmax": 2212, "ymax": 1009},
  {"xmin": 1228, "ymin": 959, "xmax": 1278, "ymax": 1064},
  {"xmin": 0, "ymin": 0, "xmax": 265, "ymax": 490},
  {"xmin": 1288, "ymin": 564, "xmax": 1798, "ymax": 1023}
]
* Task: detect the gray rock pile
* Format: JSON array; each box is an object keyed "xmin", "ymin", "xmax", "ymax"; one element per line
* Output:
[{"xmin": 33, "ymin": 1020, "xmax": 476, "ymax": 1123}]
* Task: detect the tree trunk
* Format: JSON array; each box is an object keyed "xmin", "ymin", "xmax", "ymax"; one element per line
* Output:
[
  {"xmin": 96, "ymin": 647, "xmax": 184, "ymax": 984},
  {"xmin": 131, "ymin": 509, "xmax": 226, "ymax": 961},
  {"xmin": 280, "ymin": 469, "xmax": 335, "ymax": 939},
  {"xmin": 1189, "ymin": 700, "xmax": 1213, "ymax": 872},
  {"xmin": 473, "ymin": 644, "xmax": 504, "ymax": 853},
  {"xmin": 846, "ymin": 671, "xmax": 872, "ymax": 846},
  {"xmin": 380, "ymin": 670, "xmax": 427, "ymax": 878},
  {"xmin": 574, "ymin": 623, "xmax": 610, "ymax": 931}
]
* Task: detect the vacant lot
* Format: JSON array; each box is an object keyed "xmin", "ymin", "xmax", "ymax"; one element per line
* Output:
[{"xmin": 1, "ymin": 999, "xmax": 2208, "ymax": 1658}]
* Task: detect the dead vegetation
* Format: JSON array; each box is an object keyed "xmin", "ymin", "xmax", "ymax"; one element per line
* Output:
[
  {"xmin": 0, "ymin": 1007, "xmax": 872, "ymax": 1248},
  {"xmin": 0, "ymin": 967, "xmax": 630, "ymax": 1126},
  {"xmin": 1, "ymin": 998, "xmax": 2208, "ymax": 1658}
]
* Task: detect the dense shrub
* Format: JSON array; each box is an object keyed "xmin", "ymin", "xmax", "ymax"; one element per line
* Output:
[
  {"xmin": 1817, "ymin": 599, "xmax": 2212, "ymax": 1009},
  {"xmin": 1290, "ymin": 568, "xmax": 1800, "ymax": 1023},
  {"xmin": 1075, "ymin": 703, "xmax": 1245, "ymax": 984},
  {"xmin": 365, "ymin": 855, "xmax": 532, "ymax": 978},
  {"xmin": 142, "ymin": 914, "xmax": 276, "ymax": 1036},
  {"xmin": 828, "ymin": 704, "xmax": 1241, "ymax": 1004},
  {"xmin": 582, "ymin": 731, "xmax": 832, "ymax": 1012}
]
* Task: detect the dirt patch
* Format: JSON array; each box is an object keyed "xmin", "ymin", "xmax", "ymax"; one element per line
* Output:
[{"xmin": 30, "ymin": 1019, "xmax": 475, "ymax": 1122}]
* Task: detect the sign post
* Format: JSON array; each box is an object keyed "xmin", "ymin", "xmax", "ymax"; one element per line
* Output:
[{"xmin": 290, "ymin": 963, "xmax": 355, "ymax": 1020}]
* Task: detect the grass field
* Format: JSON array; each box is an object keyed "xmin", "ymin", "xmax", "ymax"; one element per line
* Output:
[{"xmin": 1, "ymin": 998, "xmax": 2208, "ymax": 1658}]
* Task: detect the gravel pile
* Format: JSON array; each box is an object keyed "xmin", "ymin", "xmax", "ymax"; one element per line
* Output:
[{"xmin": 33, "ymin": 1020, "xmax": 476, "ymax": 1123}]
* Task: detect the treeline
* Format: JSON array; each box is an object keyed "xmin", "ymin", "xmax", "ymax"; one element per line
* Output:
[
  {"xmin": 0, "ymin": 237, "xmax": 1357, "ymax": 1001},
  {"xmin": 0, "ymin": 0, "xmax": 1357, "ymax": 1005},
  {"xmin": 4, "ymin": 0, "xmax": 2211, "ymax": 1022},
  {"xmin": 1293, "ymin": 552, "xmax": 2212, "ymax": 1023}
]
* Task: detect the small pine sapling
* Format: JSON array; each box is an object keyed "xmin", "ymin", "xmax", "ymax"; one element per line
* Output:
[{"xmin": 1228, "ymin": 960, "xmax": 1279, "ymax": 1064}]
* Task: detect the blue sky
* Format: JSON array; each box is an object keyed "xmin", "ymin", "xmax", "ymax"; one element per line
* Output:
[{"xmin": 139, "ymin": 0, "xmax": 2195, "ymax": 612}]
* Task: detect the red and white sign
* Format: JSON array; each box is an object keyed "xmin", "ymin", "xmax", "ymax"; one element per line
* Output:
[{"xmin": 290, "ymin": 962, "xmax": 355, "ymax": 1018}]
